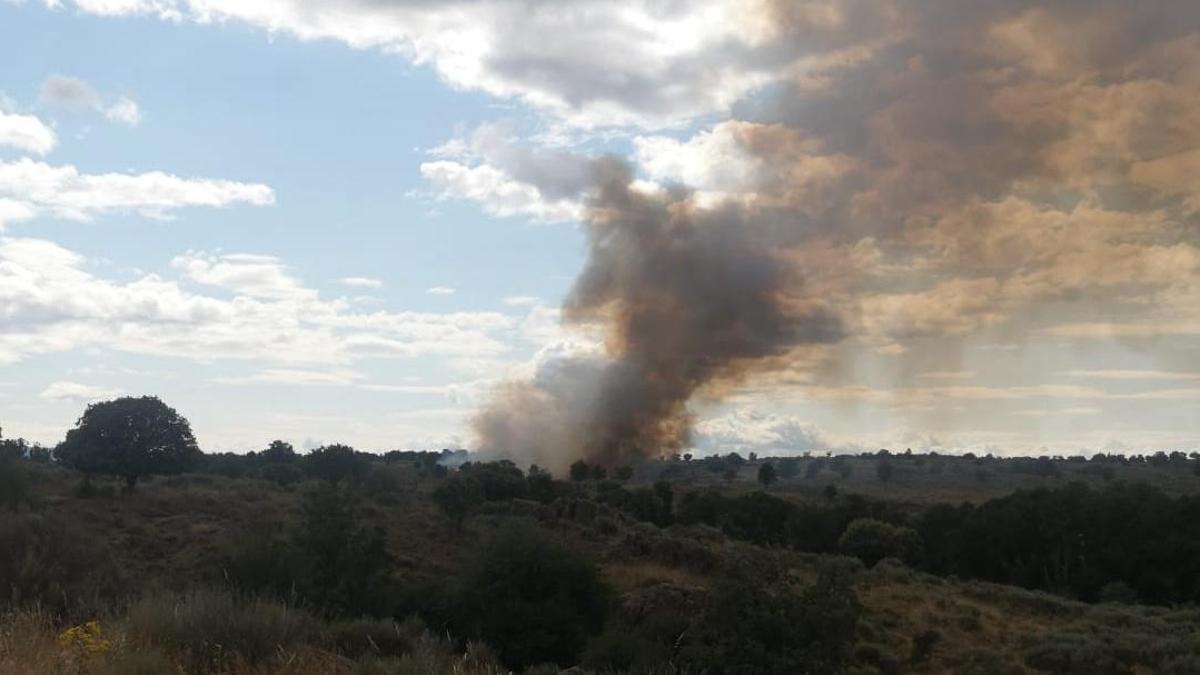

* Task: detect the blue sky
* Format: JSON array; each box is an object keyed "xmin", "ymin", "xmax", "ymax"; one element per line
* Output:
[{"xmin": 1, "ymin": 1, "xmax": 1198, "ymax": 459}]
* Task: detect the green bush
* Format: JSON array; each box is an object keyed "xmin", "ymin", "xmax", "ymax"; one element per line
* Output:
[
  {"xmin": 0, "ymin": 454, "xmax": 30, "ymax": 511},
  {"xmin": 678, "ymin": 556, "xmax": 861, "ymax": 674},
  {"xmin": 838, "ymin": 518, "xmax": 922, "ymax": 566},
  {"xmin": 215, "ymin": 518, "xmax": 298, "ymax": 598},
  {"xmin": 456, "ymin": 524, "xmax": 612, "ymax": 669},
  {"xmin": 295, "ymin": 485, "xmax": 394, "ymax": 616},
  {"xmin": 432, "ymin": 473, "xmax": 484, "ymax": 529}
]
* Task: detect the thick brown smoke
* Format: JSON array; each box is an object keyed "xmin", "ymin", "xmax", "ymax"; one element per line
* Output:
[
  {"xmin": 473, "ymin": 160, "xmax": 843, "ymax": 470},
  {"xmin": 474, "ymin": 0, "xmax": 1200, "ymax": 468}
]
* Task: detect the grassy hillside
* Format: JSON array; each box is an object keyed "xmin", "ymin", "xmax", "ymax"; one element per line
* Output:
[{"xmin": 2, "ymin": 454, "xmax": 1200, "ymax": 673}]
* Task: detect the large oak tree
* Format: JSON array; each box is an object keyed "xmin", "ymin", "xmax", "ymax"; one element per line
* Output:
[{"xmin": 56, "ymin": 396, "xmax": 201, "ymax": 490}]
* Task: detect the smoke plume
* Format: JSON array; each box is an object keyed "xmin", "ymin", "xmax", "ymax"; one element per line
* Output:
[
  {"xmin": 473, "ymin": 160, "xmax": 843, "ymax": 470},
  {"xmin": 474, "ymin": 0, "xmax": 1200, "ymax": 469}
]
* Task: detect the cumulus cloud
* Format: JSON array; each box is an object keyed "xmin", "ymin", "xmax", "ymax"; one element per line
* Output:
[
  {"xmin": 0, "ymin": 110, "xmax": 57, "ymax": 156},
  {"xmin": 419, "ymin": 120, "xmax": 616, "ymax": 222},
  {"xmin": 426, "ymin": 286, "xmax": 455, "ymax": 295},
  {"xmin": 420, "ymin": 159, "xmax": 583, "ymax": 223},
  {"xmin": 172, "ymin": 252, "xmax": 312, "ymax": 300},
  {"xmin": 0, "ymin": 236, "xmax": 516, "ymax": 367},
  {"xmin": 49, "ymin": 0, "xmax": 777, "ymax": 129},
  {"xmin": 0, "ymin": 158, "xmax": 275, "ymax": 223}
]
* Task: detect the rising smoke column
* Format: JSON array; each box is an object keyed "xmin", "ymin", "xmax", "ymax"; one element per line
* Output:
[
  {"xmin": 473, "ymin": 160, "xmax": 843, "ymax": 470},
  {"xmin": 474, "ymin": 0, "xmax": 1200, "ymax": 468}
]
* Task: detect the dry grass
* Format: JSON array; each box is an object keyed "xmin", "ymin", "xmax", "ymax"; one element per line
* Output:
[
  {"xmin": 602, "ymin": 560, "xmax": 708, "ymax": 593},
  {"xmin": 0, "ymin": 594, "xmax": 515, "ymax": 675}
]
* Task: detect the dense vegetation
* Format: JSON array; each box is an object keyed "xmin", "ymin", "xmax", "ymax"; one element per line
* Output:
[{"xmin": 2, "ymin": 400, "xmax": 1200, "ymax": 673}]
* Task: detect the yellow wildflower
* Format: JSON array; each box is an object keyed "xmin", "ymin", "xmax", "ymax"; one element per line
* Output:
[{"xmin": 58, "ymin": 620, "xmax": 112, "ymax": 655}]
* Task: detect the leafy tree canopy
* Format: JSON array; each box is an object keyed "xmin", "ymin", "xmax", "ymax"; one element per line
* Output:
[{"xmin": 55, "ymin": 396, "xmax": 200, "ymax": 490}]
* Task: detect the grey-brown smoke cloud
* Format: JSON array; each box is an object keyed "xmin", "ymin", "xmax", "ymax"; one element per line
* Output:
[
  {"xmin": 473, "ymin": 159, "xmax": 844, "ymax": 470},
  {"xmin": 473, "ymin": 0, "xmax": 1200, "ymax": 469}
]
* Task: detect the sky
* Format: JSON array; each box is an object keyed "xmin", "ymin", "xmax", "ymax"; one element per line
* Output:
[{"xmin": 1, "ymin": 0, "xmax": 1198, "ymax": 460}]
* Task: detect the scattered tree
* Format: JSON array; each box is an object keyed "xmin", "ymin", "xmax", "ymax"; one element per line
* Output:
[
  {"xmin": 55, "ymin": 396, "xmax": 200, "ymax": 491},
  {"xmin": 304, "ymin": 444, "xmax": 367, "ymax": 484},
  {"xmin": 261, "ymin": 440, "xmax": 296, "ymax": 462}
]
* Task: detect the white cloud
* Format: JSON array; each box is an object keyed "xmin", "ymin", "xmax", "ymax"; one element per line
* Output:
[
  {"xmin": 53, "ymin": 0, "xmax": 771, "ymax": 129},
  {"xmin": 39, "ymin": 381, "xmax": 122, "ymax": 402},
  {"xmin": 0, "ymin": 236, "xmax": 517, "ymax": 367},
  {"xmin": 338, "ymin": 276, "xmax": 383, "ymax": 289},
  {"xmin": 419, "ymin": 160, "xmax": 582, "ymax": 223},
  {"xmin": 0, "ymin": 158, "xmax": 274, "ymax": 223},
  {"xmin": 693, "ymin": 408, "xmax": 847, "ymax": 457},
  {"xmin": 41, "ymin": 75, "xmax": 143, "ymax": 127},
  {"xmin": 104, "ymin": 96, "xmax": 141, "ymax": 126},
  {"xmin": 633, "ymin": 120, "xmax": 764, "ymax": 195},
  {"xmin": 216, "ymin": 368, "xmax": 364, "ymax": 386},
  {"xmin": 503, "ymin": 295, "xmax": 540, "ymax": 307},
  {"xmin": 0, "ymin": 110, "xmax": 57, "ymax": 156},
  {"xmin": 426, "ymin": 286, "xmax": 455, "ymax": 295},
  {"xmin": 172, "ymin": 252, "xmax": 311, "ymax": 300}
]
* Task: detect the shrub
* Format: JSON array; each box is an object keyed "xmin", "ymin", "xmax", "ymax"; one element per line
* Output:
[
  {"xmin": 304, "ymin": 444, "xmax": 368, "ymax": 484},
  {"xmin": 295, "ymin": 485, "xmax": 394, "ymax": 616},
  {"xmin": 678, "ymin": 556, "xmax": 861, "ymax": 675},
  {"xmin": 569, "ymin": 460, "xmax": 590, "ymax": 482},
  {"xmin": 0, "ymin": 453, "xmax": 30, "ymax": 511},
  {"xmin": 459, "ymin": 461, "xmax": 528, "ymax": 501},
  {"xmin": 456, "ymin": 524, "xmax": 612, "ymax": 669},
  {"xmin": 0, "ymin": 512, "xmax": 125, "ymax": 618},
  {"xmin": 432, "ymin": 473, "xmax": 484, "ymax": 529},
  {"xmin": 757, "ymin": 462, "xmax": 778, "ymax": 488},
  {"xmin": 124, "ymin": 590, "xmax": 317, "ymax": 670},
  {"xmin": 1023, "ymin": 631, "xmax": 1127, "ymax": 674},
  {"xmin": 216, "ymin": 518, "xmax": 298, "ymax": 598},
  {"xmin": 254, "ymin": 461, "xmax": 304, "ymax": 487},
  {"xmin": 838, "ymin": 518, "xmax": 922, "ymax": 566}
]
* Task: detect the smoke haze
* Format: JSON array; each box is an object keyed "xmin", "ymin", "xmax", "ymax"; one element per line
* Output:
[{"xmin": 473, "ymin": 0, "xmax": 1200, "ymax": 470}]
